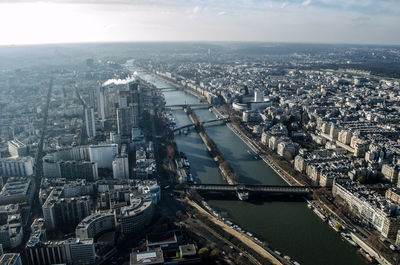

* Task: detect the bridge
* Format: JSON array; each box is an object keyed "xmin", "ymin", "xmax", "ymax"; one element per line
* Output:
[
  {"xmin": 186, "ymin": 184, "xmax": 319, "ymax": 200},
  {"xmin": 173, "ymin": 118, "xmax": 231, "ymax": 132},
  {"xmin": 159, "ymin": 87, "xmax": 180, "ymax": 91},
  {"xmin": 165, "ymin": 103, "xmax": 212, "ymax": 109}
]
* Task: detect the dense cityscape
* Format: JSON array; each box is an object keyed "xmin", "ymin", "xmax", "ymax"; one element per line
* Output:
[{"xmin": 0, "ymin": 42, "xmax": 399, "ymax": 265}]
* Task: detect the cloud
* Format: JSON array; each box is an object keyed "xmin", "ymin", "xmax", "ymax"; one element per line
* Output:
[
  {"xmin": 353, "ymin": 16, "xmax": 371, "ymax": 22},
  {"xmin": 301, "ymin": 0, "xmax": 312, "ymax": 7},
  {"xmin": 192, "ymin": 5, "xmax": 201, "ymax": 14},
  {"xmin": 0, "ymin": 0, "xmax": 399, "ymax": 45}
]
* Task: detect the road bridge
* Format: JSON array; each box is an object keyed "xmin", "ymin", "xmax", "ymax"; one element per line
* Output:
[{"xmin": 186, "ymin": 184, "xmax": 318, "ymax": 200}]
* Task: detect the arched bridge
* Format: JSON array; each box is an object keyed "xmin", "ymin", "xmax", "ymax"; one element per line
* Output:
[
  {"xmin": 173, "ymin": 118, "xmax": 231, "ymax": 132},
  {"xmin": 186, "ymin": 184, "xmax": 319, "ymax": 199}
]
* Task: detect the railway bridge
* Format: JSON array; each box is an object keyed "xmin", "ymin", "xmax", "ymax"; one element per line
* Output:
[
  {"xmin": 185, "ymin": 184, "xmax": 319, "ymax": 200},
  {"xmin": 165, "ymin": 103, "xmax": 212, "ymax": 109}
]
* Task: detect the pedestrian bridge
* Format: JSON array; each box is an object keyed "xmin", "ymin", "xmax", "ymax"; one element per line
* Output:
[{"xmin": 186, "ymin": 184, "xmax": 319, "ymax": 199}]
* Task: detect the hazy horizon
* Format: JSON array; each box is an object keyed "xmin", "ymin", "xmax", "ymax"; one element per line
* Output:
[
  {"xmin": 0, "ymin": 0, "xmax": 399, "ymax": 46},
  {"xmin": 2, "ymin": 40, "xmax": 400, "ymax": 48}
]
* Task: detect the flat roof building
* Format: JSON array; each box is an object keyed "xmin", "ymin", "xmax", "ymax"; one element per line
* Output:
[
  {"xmin": 0, "ymin": 253, "xmax": 22, "ymax": 265},
  {"xmin": 7, "ymin": 140, "xmax": 27, "ymax": 158},
  {"xmin": 75, "ymin": 211, "xmax": 115, "ymax": 239},
  {"xmin": 130, "ymin": 249, "xmax": 163, "ymax": 265},
  {"xmin": 0, "ymin": 178, "xmax": 34, "ymax": 205},
  {"xmin": 120, "ymin": 197, "xmax": 153, "ymax": 235}
]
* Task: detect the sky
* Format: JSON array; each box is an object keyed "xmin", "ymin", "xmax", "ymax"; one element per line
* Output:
[{"xmin": 0, "ymin": 0, "xmax": 399, "ymax": 45}]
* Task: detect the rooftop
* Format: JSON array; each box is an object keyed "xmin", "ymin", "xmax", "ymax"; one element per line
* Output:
[
  {"xmin": 130, "ymin": 249, "xmax": 164, "ymax": 265},
  {"xmin": 0, "ymin": 178, "xmax": 31, "ymax": 198},
  {"xmin": 0, "ymin": 253, "xmax": 20, "ymax": 265}
]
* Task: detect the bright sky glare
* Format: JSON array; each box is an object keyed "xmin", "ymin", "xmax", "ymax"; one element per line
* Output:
[{"xmin": 0, "ymin": 0, "xmax": 399, "ymax": 45}]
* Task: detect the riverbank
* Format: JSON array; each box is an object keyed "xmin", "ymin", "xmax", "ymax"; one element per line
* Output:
[
  {"xmin": 151, "ymin": 71, "xmax": 207, "ymax": 101},
  {"xmin": 313, "ymin": 193, "xmax": 394, "ymax": 265},
  {"xmin": 186, "ymin": 199, "xmax": 285, "ymax": 265},
  {"xmin": 131, "ymin": 64, "xmax": 370, "ymax": 265},
  {"xmin": 156, "ymin": 75, "xmax": 303, "ymax": 187},
  {"xmin": 185, "ymin": 106, "xmax": 237, "ymax": 185},
  {"xmin": 211, "ymin": 105, "xmax": 397, "ymax": 264},
  {"xmin": 212, "ymin": 107, "xmax": 303, "ymax": 187}
]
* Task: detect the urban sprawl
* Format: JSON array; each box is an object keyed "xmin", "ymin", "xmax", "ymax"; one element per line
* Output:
[{"xmin": 0, "ymin": 44, "xmax": 400, "ymax": 265}]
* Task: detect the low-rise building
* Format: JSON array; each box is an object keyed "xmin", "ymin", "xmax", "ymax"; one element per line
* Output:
[
  {"xmin": 0, "ymin": 178, "xmax": 34, "ymax": 205},
  {"xmin": 130, "ymin": 248, "xmax": 163, "ymax": 265},
  {"xmin": 8, "ymin": 139, "xmax": 28, "ymax": 157},
  {"xmin": 381, "ymin": 164, "xmax": 399, "ymax": 184}
]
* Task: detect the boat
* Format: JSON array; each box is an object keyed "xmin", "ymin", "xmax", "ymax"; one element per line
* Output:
[
  {"xmin": 247, "ymin": 150, "xmax": 260, "ymax": 160},
  {"xmin": 359, "ymin": 249, "xmax": 376, "ymax": 263},
  {"xmin": 344, "ymin": 237, "xmax": 357, "ymax": 247},
  {"xmin": 329, "ymin": 220, "xmax": 343, "ymax": 232},
  {"xmin": 313, "ymin": 207, "xmax": 327, "ymax": 222},
  {"xmin": 283, "ymin": 256, "xmax": 291, "ymax": 261},
  {"xmin": 183, "ymin": 129, "xmax": 188, "ymax": 135},
  {"xmin": 237, "ymin": 191, "xmax": 249, "ymax": 201},
  {"xmin": 183, "ymin": 159, "xmax": 190, "ymax": 167}
]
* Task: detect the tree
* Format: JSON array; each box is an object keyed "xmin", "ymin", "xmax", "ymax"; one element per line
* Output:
[
  {"xmin": 209, "ymin": 249, "xmax": 221, "ymax": 260},
  {"xmin": 334, "ymin": 223, "xmax": 344, "ymax": 232},
  {"xmin": 356, "ymin": 174, "xmax": 367, "ymax": 184},
  {"xmin": 116, "ymin": 234, "xmax": 126, "ymax": 248},
  {"xmin": 235, "ymin": 255, "xmax": 248, "ymax": 265},
  {"xmin": 167, "ymin": 145, "xmax": 175, "ymax": 159},
  {"xmin": 198, "ymin": 247, "xmax": 209, "ymax": 261}
]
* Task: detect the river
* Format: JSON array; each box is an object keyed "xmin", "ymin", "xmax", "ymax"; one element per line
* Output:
[{"xmin": 128, "ymin": 64, "xmax": 368, "ymax": 265}]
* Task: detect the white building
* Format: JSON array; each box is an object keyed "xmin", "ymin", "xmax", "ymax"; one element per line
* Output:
[
  {"xmin": 97, "ymin": 86, "xmax": 106, "ymax": 124},
  {"xmin": 88, "ymin": 144, "xmax": 118, "ymax": 169},
  {"xmin": 0, "ymin": 157, "xmax": 34, "ymax": 177},
  {"xmin": 113, "ymin": 155, "xmax": 129, "ymax": 179},
  {"xmin": 7, "ymin": 140, "xmax": 27, "ymax": 157},
  {"xmin": 84, "ymin": 108, "xmax": 96, "ymax": 138},
  {"xmin": 254, "ymin": 89, "xmax": 264, "ymax": 102}
]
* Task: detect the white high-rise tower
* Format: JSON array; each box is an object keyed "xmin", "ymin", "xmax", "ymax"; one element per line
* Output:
[{"xmin": 85, "ymin": 107, "xmax": 96, "ymax": 138}]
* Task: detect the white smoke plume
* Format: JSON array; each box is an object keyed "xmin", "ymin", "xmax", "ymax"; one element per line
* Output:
[{"xmin": 102, "ymin": 74, "xmax": 136, "ymax": 86}]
